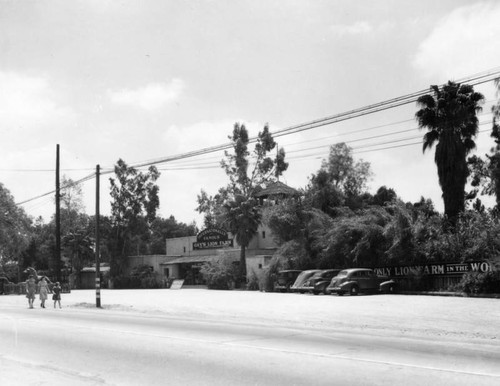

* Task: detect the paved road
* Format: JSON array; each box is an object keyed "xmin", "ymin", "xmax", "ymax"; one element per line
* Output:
[{"xmin": 1, "ymin": 304, "xmax": 499, "ymax": 386}]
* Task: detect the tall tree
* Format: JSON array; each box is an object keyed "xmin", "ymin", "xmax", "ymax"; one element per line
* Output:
[
  {"xmin": 305, "ymin": 143, "xmax": 371, "ymax": 213},
  {"xmin": 468, "ymin": 79, "xmax": 500, "ymax": 212},
  {"xmin": 149, "ymin": 216, "xmax": 198, "ymax": 254},
  {"xmin": 0, "ymin": 183, "xmax": 32, "ymax": 273},
  {"xmin": 109, "ymin": 159, "xmax": 160, "ymax": 279},
  {"xmin": 416, "ymin": 81, "xmax": 484, "ymax": 225},
  {"xmin": 199, "ymin": 123, "xmax": 288, "ymax": 282},
  {"xmin": 59, "ymin": 176, "xmax": 87, "ymax": 233}
]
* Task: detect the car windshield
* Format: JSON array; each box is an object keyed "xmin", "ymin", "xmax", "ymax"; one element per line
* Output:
[{"xmin": 336, "ymin": 270, "xmax": 349, "ymax": 278}]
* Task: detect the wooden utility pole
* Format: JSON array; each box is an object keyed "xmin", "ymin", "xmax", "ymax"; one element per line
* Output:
[
  {"xmin": 95, "ymin": 164, "xmax": 101, "ymax": 307},
  {"xmin": 55, "ymin": 144, "xmax": 61, "ymax": 282}
]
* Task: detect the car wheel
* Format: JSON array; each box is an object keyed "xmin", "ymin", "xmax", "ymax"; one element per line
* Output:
[
  {"xmin": 387, "ymin": 284, "xmax": 395, "ymax": 294},
  {"xmin": 312, "ymin": 290, "xmax": 319, "ymax": 295},
  {"xmin": 337, "ymin": 291, "xmax": 344, "ymax": 296},
  {"xmin": 323, "ymin": 288, "xmax": 329, "ymax": 295},
  {"xmin": 350, "ymin": 285, "xmax": 359, "ymax": 296}
]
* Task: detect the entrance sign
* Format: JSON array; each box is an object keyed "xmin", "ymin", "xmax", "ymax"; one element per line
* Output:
[
  {"xmin": 170, "ymin": 279, "xmax": 185, "ymax": 290},
  {"xmin": 193, "ymin": 228, "xmax": 233, "ymax": 250}
]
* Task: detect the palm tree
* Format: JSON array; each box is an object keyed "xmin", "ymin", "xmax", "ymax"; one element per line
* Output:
[
  {"xmin": 224, "ymin": 194, "xmax": 261, "ymax": 283},
  {"xmin": 416, "ymin": 81, "xmax": 484, "ymax": 225}
]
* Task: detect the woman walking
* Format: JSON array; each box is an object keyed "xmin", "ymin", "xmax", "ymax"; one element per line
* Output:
[
  {"xmin": 26, "ymin": 275, "xmax": 36, "ymax": 309},
  {"xmin": 39, "ymin": 277, "xmax": 50, "ymax": 308}
]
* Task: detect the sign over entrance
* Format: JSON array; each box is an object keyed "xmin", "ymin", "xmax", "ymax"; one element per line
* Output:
[{"xmin": 193, "ymin": 228, "xmax": 234, "ymax": 250}]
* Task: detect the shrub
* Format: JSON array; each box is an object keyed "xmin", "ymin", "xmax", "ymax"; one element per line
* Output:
[
  {"xmin": 200, "ymin": 252, "xmax": 238, "ymax": 290},
  {"xmin": 140, "ymin": 274, "xmax": 162, "ymax": 289},
  {"xmin": 405, "ymin": 267, "xmax": 433, "ymax": 291},
  {"xmin": 246, "ymin": 270, "xmax": 260, "ymax": 291},
  {"xmin": 113, "ymin": 275, "xmax": 141, "ymax": 289},
  {"xmin": 457, "ymin": 271, "xmax": 500, "ymax": 294}
]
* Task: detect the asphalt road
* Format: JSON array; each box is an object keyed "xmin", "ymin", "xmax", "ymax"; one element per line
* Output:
[{"xmin": 1, "ymin": 302, "xmax": 499, "ymax": 386}]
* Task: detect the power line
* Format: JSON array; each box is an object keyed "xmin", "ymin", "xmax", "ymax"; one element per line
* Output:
[
  {"xmin": 15, "ymin": 172, "xmax": 96, "ymax": 206},
  {"xmin": 127, "ymin": 67, "xmax": 500, "ymax": 169},
  {"xmin": 15, "ymin": 67, "xmax": 500, "ymax": 207}
]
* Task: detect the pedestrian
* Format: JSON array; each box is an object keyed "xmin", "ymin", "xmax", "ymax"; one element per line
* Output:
[
  {"xmin": 26, "ymin": 275, "xmax": 36, "ymax": 309},
  {"xmin": 52, "ymin": 282, "xmax": 62, "ymax": 308},
  {"xmin": 39, "ymin": 276, "xmax": 50, "ymax": 308}
]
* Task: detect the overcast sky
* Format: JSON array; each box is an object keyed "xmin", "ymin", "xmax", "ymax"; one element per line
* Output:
[{"xmin": 1, "ymin": 0, "xmax": 500, "ymax": 226}]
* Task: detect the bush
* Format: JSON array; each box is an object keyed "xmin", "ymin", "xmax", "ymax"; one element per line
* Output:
[
  {"xmin": 112, "ymin": 272, "xmax": 162, "ymax": 289},
  {"xmin": 405, "ymin": 267, "xmax": 433, "ymax": 291},
  {"xmin": 200, "ymin": 252, "xmax": 238, "ymax": 290},
  {"xmin": 457, "ymin": 271, "xmax": 500, "ymax": 294},
  {"xmin": 246, "ymin": 270, "xmax": 260, "ymax": 291},
  {"xmin": 113, "ymin": 275, "xmax": 141, "ymax": 289}
]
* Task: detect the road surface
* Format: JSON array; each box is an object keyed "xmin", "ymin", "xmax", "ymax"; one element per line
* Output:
[{"xmin": 1, "ymin": 294, "xmax": 499, "ymax": 385}]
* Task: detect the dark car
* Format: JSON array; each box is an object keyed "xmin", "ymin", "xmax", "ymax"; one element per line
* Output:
[
  {"xmin": 290, "ymin": 270, "xmax": 321, "ymax": 293},
  {"xmin": 274, "ymin": 270, "xmax": 302, "ymax": 292},
  {"xmin": 327, "ymin": 268, "xmax": 397, "ymax": 296},
  {"xmin": 297, "ymin": 269, "xmax": 341, "ymax": 295}
]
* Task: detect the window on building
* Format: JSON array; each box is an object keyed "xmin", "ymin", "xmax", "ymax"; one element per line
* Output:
[
  {"xmin": 258, "ymin": 264, "xmax": 263, "ymax": 269},
  {"xmin": 183, "ymin": 246, "xmax": 186, "ymax": 253},
  {"xmin": 262, "ymin": 231, "xmax": 266, "ymax": 239}
]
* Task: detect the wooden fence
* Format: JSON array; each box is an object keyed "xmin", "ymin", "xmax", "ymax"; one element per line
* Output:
[{"xmin": 4, "ymin": 282, "xmax": 71, "ymax": 295}]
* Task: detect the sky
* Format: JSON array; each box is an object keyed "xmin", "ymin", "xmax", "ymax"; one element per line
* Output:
[{"xmin": 1, "ymin": 0, "xmax": 500, "ymax": 227}]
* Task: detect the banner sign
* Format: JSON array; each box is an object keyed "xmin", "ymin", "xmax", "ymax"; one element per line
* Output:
[
  {"xmin": 374, "ymin": 261, "xmax": 492, "ymax": 278},
  {"xmin": 193, "ymin": 228, "xmax": 233, "ymax": 250}
]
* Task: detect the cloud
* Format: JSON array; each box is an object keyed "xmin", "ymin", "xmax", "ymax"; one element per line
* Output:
[
  {"xmin": 329, "ymin": 21, "xmax": 373, "ymax": 37},
  {"xmin": 107, "ymin": 79, "xmax": 185, "ymax": 111},
  {"xmin": 0, "ymin": 71, "xmax": 75, "ymax": 132},
  {"xmin": 413, "ymin": 2, "xmax": 500, "ymax": 80}
]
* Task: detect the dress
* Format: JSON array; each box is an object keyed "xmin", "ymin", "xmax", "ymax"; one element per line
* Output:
[
  {"xmin": 39, "ymin": 280, "xmax": 49, "ymax": 301},
  {"xmin": 52, "ymin": 285, "xmax": 61, "ymax": 301},
  {"xmin": 26, "ymin": 278, "xmax": 36, "ymax": 300}
]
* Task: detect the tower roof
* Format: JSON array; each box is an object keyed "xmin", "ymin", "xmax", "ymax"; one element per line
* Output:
[{"xmin": 254, "ymin": 181, "xmax": 301, "ymax": 198}]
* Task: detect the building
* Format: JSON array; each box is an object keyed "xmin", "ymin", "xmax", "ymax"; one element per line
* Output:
[{"xmin": 125, "ymin": 181, "xmax": 302, "ymax": 284}]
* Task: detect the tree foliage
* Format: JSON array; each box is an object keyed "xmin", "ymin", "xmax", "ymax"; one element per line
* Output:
[
  {"xmin": 416, "ymin": 81, "xmax": 484, "ymax": 224},
  {"xmin": 468, "ymin": 80, "xmax": 500, "ymax": 212},
  {"xmin": 0, "ymin": 183, "xmax": 32, "ymax": 267},
  {"xmin": 304, "ymin": 143, "xmax": 372, "ymax": 214},
  {"xmin": 109, "ymin": 159, "xmax": 160, "ymax": 278},
  {"xmin": 198, "ymin": 123, "xmax": 288, "ymax": 281},
  {"xmin": 149, "ymin": 216, "xmax": 197, "ymax": 254}
]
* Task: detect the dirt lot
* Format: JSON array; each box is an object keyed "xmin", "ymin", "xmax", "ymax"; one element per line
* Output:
[{"xmin": 2, "ymin": 288, "xmax": 499, "ymax": 344}]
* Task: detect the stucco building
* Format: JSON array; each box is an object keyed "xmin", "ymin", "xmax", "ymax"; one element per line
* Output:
[{"xmin": 126, "ymin": 181, "xmax": 301, "ymax": 284}]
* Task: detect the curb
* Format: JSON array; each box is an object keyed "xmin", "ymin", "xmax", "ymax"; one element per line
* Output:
[{"xmin": 400, "ymin": 291, "xmax": 500, "ymax": 298}]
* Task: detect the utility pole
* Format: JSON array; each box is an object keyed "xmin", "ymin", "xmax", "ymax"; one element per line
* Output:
[
  {"xmin": 95, "ymin": 164, "xmax": 101, "ymax": 307},
  {"xmin": 55, "ymin": 144, "xmax": 61, "ymax": 282}
]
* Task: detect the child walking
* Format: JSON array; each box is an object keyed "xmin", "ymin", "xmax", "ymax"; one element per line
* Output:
[{"xmin": 52, "ymin": 282, "xmax": 62, "ymax": 308}]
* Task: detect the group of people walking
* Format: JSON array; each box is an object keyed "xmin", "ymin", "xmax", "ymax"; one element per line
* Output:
[{"xmin": 25, "ymin": 275, "xmax": 62, "ymax": 309}]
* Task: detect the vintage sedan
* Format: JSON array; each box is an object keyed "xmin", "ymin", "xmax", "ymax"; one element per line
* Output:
[
  {"xmin": 297, "ymin": 269, "xmax": 341, "ymax": 295},
  {"xmin": 274, "ymin": 270, "xmax": 302, "ymax": 292},
  {"xmin": 290, "ymin": 269, "xmax": 321, "ymax": 293},
  {"xmin": 327, "ymin": 268, "xmax": 397, "ymax": 296}
]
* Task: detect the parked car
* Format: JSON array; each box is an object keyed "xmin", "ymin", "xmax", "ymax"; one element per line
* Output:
[
  {"xmin": 274, "ymin": 270, "xmax": 302, "ymax": 292},
  {"xmin": 290, "ymin": 270, "xmax": 321, "ymax": 293},
  {"xmin": 327, "ymin": 268, "xmax": 397, "ymax": 296},
  {"xmin": 297, "ymin": 269, "xmax": 341, "ymax": 295}
]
